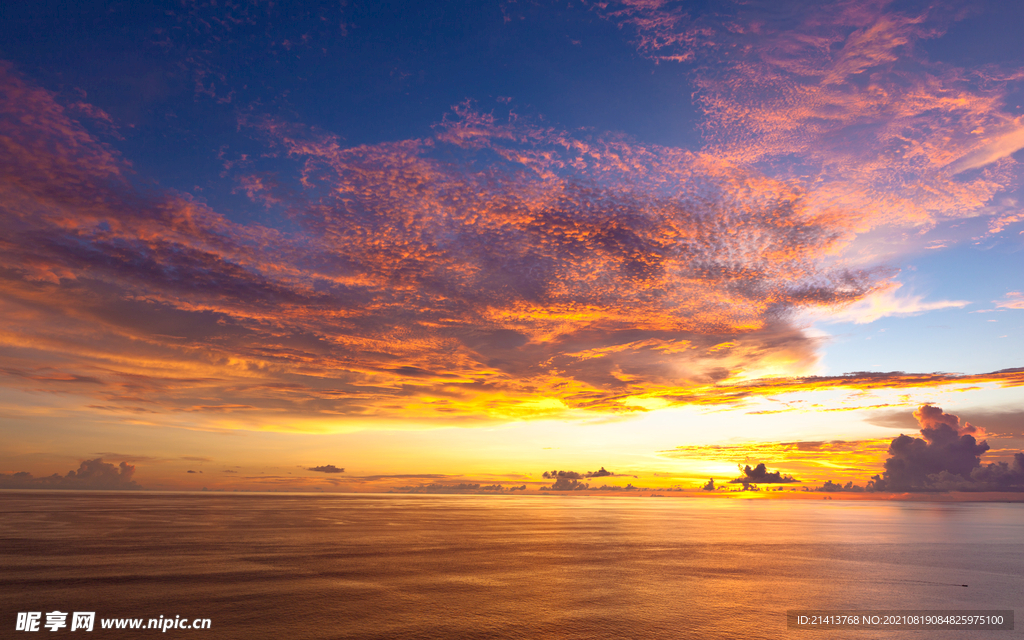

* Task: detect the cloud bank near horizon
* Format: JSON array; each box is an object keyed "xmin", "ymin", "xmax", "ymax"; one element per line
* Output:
[{"xmin": 0, "ymin": 459, "xmax": 142, "ymax": 491}]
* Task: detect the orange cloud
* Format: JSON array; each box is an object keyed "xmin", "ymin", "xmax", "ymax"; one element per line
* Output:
[
  {"xmin": 0, "ymin": 63, "xmax": 899, "ymax": 423},
  {"xmin": 995, "ymin": 291, "xmax": 1024, "ymax": 309},
  {"xmin": 807, "ymin": 282, "xmax": 968, "ymax": 324},
  {"xmin": 1, "ymin": 37, "xmax": 1020, "ymax": 428},
  {"xmin": 596, "ymin": 0, "xmax": 1020, "ymax": 236}
]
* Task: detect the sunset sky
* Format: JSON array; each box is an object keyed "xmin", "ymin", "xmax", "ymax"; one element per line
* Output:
[{"xmin": 2, "ymin": 0, "xmax": 1023, "ymax": 493}]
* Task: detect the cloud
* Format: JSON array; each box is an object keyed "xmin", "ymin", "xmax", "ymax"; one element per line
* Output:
[
  {"xmin": 542, "ymin": 467, "xmax": 634, "ymax": 480},
  {"xmin": 995, "ymin": 292, "xmax": 1024, "ymax": 309},
  {"xmin": 729, "ymin": 462, "xmax": 799, "ymax": 485},
  {"xmin": 967, "ymin": 454, "xmax": 1024, "ymax": 491},
  {"xmin": 867, "ymin": 405, "xmax": 1024, "ymax": 491},
  {"xmin": 665, "ymin": 438, "xmax": 890, "ymax": 460},
  {"xmin": 0, "ymin": 458, "xmax": 142, "ymax": 490},
  {"xmin": 815, "ymin": 480, "xmax": 865, "ymax": 492},
  {"xmin": 597, "ymin": 0, "xmax": 1020, "ymax": 235},
  {"xmin": 393, "ymin": 483, "xmax": 527, "ymax": 494},
  {"xmin": 92, "ymin": 452, "xmax": 168, "ymax": 463},
  {"xmin": 542, "ymin": 477, "xmax": 590, "ymax": 491},
  {"xmin": 868, "ymin": 405, "xmax": 1024, "ymax": 437},
  {"xmin": 344, "ymin": 474, "xmax": 451, "ymax": 482},
  {"xmin": 914, "ymin": 403, "xmax": 983, "ymax": 436},
  {"xmin": 0, "ymin": 63, "xmax": 895, "ymax": 424},
  {"xmin": 542, "ymin": 469, "xmax": 584, "ymax": 480},
  {"xmin": 701, "ymin": 478, "xmax": 717, "ymax": 491},
  {"xmin": 809, "ymin": 283, "xmax": 968, "ymax": 324},
  {"xmin": 947, "ymin": 409, "xmax": 1024, "ymax": 438},
  {"xmin": 594, "ymin": 484, "xmax": 642, "ymax": 491},
  {"xmin": 948, "ymin": 126, "xmax": 1024, "ymax": 174},
  {"xmin": 2, "ymin": 2, "xmax": 1023, "ymax": 429},
  {"xmin": 657, "ymin": 368, "xmax": 1024, "ymax": 408},
  {"xmin": 307, "ymin": 465, "xmax": 345, "ymax": 474}
]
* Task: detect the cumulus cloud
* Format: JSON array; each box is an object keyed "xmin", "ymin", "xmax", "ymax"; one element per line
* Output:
[
  {"xmin": 967, "ymin": 454, "xmax": 1024, "ymax": 491},
  {"xmin": 815, "ymin": 480, "xmax": 865, "ymax": 492},
  {"xmin": 307, "ymin": 465, "xmax": 345, "ymax": 474},
  {"xmin": 915, "ymin": 403, "xmax": 984, "ymax": 436},
  {"xmin": 729, "ymin": 460, "xmax": 798, "ymax": 481},
  {"xmin": 868, "ymin": 405, "xmax": 1024, "ymax": 491},
  {"xmin": 542, "ymin": 467, "xmax": 634, "ymax": 480},
  {"xmin": 543, "ymin": 470, "xmax": 584, "ymax": 480},
  {"xmin": 542, "ymin": 477, "xmax": 591, "ymax": 491},
  {"xmin": 0, "ymin": 458, "xmax": 142, "ymax": 490},
  {"xmin": 729, "ymin": 462, "xmax": 799, "ymax": 486}
]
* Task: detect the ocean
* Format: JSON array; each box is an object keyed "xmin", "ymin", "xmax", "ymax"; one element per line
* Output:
[{"xmin": 1, "ymin": 492, "xmax": 1021, "ymax": 639}]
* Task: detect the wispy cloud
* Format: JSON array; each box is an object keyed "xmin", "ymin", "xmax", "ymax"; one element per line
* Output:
[
  {"xmin": 808, "ymin": 283, "xmax": 969, "ymax": 324},
  {"xmin": 948, "ymin": 125, "xmax": 1024, "ymax": 174},
  {"xmin": 995, "ymin": 291, "xmax": 1024, "ymax": 309},
  {"xmin": 596, "ymin": 0, "xmax": 1020, "ymax": 236}
]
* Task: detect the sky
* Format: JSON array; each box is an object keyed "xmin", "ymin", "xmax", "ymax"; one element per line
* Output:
[{"xmin": 1, "ymin": 0, "xmax": 1023, "ymax": 494}]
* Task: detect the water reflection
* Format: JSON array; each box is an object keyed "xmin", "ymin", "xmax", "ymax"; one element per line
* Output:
[{"xmin": 0, "ymin": 492, "xmax": 1020, "ymax": 639}]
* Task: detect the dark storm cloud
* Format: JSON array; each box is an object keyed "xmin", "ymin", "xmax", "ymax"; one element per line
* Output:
[
  {"xmin": 729, "ymin": 463, "xmax": 799, "ymax": 485},
  {"xmin": 968, "ymin": 454, "xmax": 1024, "ymax": 491},
  {"xmin": 0, "ymin": 458, "xmax": 142, "ymax": 490},
  {"xmin": 307, "ymin": 465, "xmax": 344, "ymax": 474},
  {"xmin": 868, "ymin": 405, "xmax": 1024, "ymax": 492}
]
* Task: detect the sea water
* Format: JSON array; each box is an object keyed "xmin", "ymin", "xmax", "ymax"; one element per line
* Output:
[{"xmin": 1, "ymin": 492, "xmax": 1021, "ymax": 639}]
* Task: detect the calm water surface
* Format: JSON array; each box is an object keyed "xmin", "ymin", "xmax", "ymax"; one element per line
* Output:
[{"xmin": 1, "ymin": 492, "xmax": 1021, "ymax": 639}]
